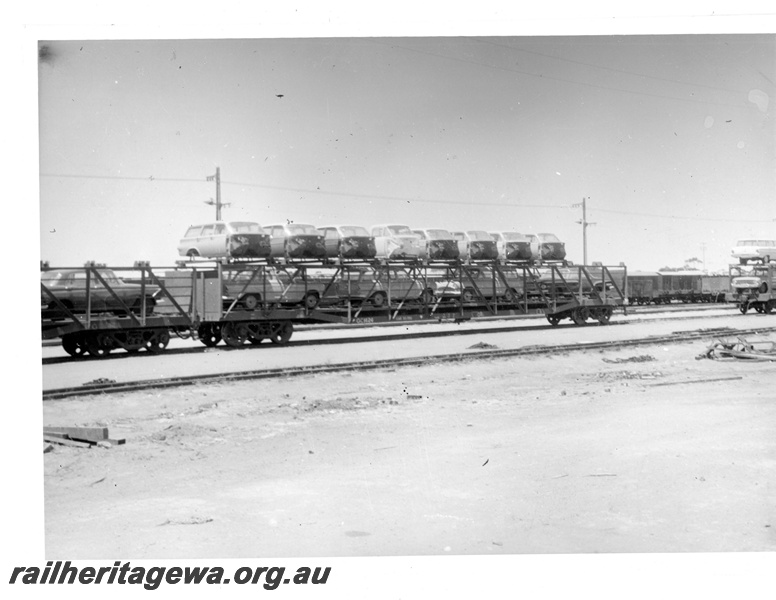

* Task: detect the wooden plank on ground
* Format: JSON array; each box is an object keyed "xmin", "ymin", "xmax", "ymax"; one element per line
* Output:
[
  {"xmin": 43, "ymin": 426, "xmax": 109, "ymax": 441},
  {"xmin": 43, "ymin": 435, "xmax": 93, "ymax": 449}
]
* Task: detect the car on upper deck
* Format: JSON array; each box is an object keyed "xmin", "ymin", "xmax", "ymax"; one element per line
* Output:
[
  {"xmin": 317, "ymin": 225, "xmax": 377, "ymax": 260},
  {"xmin": 177, "ymin": 221, "xmax": 271, "ymax": 259},
  {"xmin": 411, "ymin": 228, "xmax": 460, "ymax": 261},
  {"xmin": 489, "ymin": 231, "xmax": 534, "ymax": 261},
  {"xmin": 731, "ymin": 239, "xmax": 776, "ymax": 265},
  {"xmin": 534, "ymin": 233, "xmax": 567, "ymax": 261},
  {"xmin": 370, "ymin": 224, "xmax": 423, "ymax": 260},
  {"xmin": 451, "ymin": 230, "xmax": 499, "ymax": 261},
  {"xmin": 265, "ymin": 223, "xmax": 327, "ymax": 261}
]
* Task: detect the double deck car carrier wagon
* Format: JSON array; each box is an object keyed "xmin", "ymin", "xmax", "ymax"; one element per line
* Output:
[{"xmin": 41, "ymin": 259, "xmax": 628, "ymax": 358}]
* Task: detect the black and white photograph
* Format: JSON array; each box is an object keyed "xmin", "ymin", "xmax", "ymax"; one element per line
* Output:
[{"xmin": 10, "ymin": 3, "xmax": 776, "ymax": 597}]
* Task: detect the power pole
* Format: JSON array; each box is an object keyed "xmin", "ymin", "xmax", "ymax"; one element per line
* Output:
[
  {"xmin": 205, "ymin": 167, "xmax": 230, "ymax": 219},
  {"xmin": 572, "ymin": 197, "xmax": 596, "ymax": 265}
]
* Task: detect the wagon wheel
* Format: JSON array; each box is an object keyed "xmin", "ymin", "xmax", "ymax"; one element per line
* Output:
[
  {"xmin": 739, "ymin": 302, "xmax": 749, "ymax": 314},
  {"xmin": 62, "ymin": 333, "xmax": 88, "ymax": 358},
  {"xmin": 303, "ymin": 292, "xmax": 320, "ymax": 310},
  {"xmin": 570, "ymin": 308, "xmax": 587, "ymax": 326},
  {"xmin": 370, "ymin": 291, "xmax": 388, "ymax": 308},
  {"xmin": 595, "ymin": 306, "xmax": 613, "ymax": 324},
  {"xmin": 198, "ymin": 323, "xmax": 221, "ymax": 347},
  {"xmin": 124, "ymin": 330, "xmax": 146, "ymax": 353},
  {"xmin": 546, "ymin": 314, "xmax": 561, "ymax": 326},
  {"xmin": 754, "ymin": 303, "xmax": 765, "ymax": 314},
  {"xmin": 221, "ymin": 322, "xmax": 250, "ymax": 348},
  {"xmin": 85, "ymin": 332, "xmax": 113, "ymax": 358},
  {"xmin": 145, "ymin": 329, "xmax": 170, "ymax": 353},
  {"xmin": 269, "ymin": 321, "xmax": 294, "ymax": 345},
  {"xmin": 765, "ymin": 300, "xmax": 776, "ymax": 314},
  {"xmin": 241, "ymin": 293, "xmax": 261, "ymax": 311}
]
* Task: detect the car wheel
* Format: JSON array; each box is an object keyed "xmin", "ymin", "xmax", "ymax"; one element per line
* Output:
[
  {"xmin": 187, "ymin": 249, "xmax": 199, "ymax": 259},
  {"xmin": 241, "ymin": 293, "xmax": 261, "ymax": 311},
  {"xmin": 303, "ymin": 292, "xmax": 319, "ymax": 310},
  {"xmin": 370, "ymin": 291, "xmax": 388, "ymax": 308}
]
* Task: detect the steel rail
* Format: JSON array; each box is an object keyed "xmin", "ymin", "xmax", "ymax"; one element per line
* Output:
[
  {"xmin": 41, "ymin": 304, "xmax": 741, "ymax": 366},
  {"xmin": 42, "ymin": 325, "xmax": 776, "ymax": 400}
]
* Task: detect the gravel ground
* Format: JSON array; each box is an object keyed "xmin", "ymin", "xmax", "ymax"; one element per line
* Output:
[{"xmin": 42, "ymin": 327, "xmax": 776, "ymax": 559}]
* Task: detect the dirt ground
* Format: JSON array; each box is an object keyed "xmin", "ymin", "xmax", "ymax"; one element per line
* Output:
[{"xmin": 42, "ymin": 335, "xmax": 776, "ymax": 559}]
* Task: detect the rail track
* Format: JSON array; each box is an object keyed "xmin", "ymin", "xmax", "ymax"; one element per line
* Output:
[
  {"xmin": 41, "ymin": 303, "xmax": 739, "ymax": 366},
  {"xmin": 42, "ymin": 324, "xmax": 776, "ymax": 400}
]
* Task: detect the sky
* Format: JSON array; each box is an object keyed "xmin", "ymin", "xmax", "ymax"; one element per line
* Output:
[{"xmin": 35, "ymin": 23, "xmax": 775, "ymax": 273}]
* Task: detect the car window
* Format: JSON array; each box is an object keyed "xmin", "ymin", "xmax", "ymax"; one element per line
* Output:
[
  {"xmin": 340, "ymin": 226, "xmax": 369, "ymax": 237},
  {"xmin": 451, "ymin": 232, "xmax": 465, "ymax": 240},
  {"xmin": 214, "ymin": 224, "xmax": 226, "ymax": 235},
  {"xmin": 228, "ymin": 222, "xmax": 263, "ymax": 233},
  {"xmin": 201, "ymin": 225, "xmax": 215, "ymax": 235},
  {"xmin": 426, "ymin": 229, "xmax": 451, "ymax": 240},
  {"xmin": 184, "ymin": 225, "xmax": 202, "ymax": 237},
  {"xmin": 322, "ymin": 228, "xmax": 338, "ymax": 239},
  {"xmin": 467, "ymin": 231, "xmax": 492, "ymax": 241},
  {"xmin": 412, "ymin": 230, "xmax": 427, "ymax": 239},
  {"xmin": 502, "ymin": 232, "xmax": 527, "ymax": 241},
  {"xmin": 388, "ymin": 225, "xmax": 412, "ymax": 235},
  {"xmin": 286, "ymin": 224, "xmax": 318, "ymax": 235},
  {"xmin": 539, "ymin": 233, "xmax": 561, "ymax": 243}
]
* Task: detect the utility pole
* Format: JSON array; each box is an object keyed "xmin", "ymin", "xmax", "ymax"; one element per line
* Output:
[
  {"xmin": 700, "ymin": 243, "xmax": 707, "ymax": 273},
  {"xmin": 205, "ymin": 167, "xmax": 230, "ymax": 219},
  {"xmin": 572, "ymin": 197, "xmax": 596, "ymax": 265}
]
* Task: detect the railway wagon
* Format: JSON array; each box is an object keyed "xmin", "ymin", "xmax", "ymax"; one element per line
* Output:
[
  {"xmin": 627, "ymin": 271, "xmax": 728, "ymax": 305},
  {"xmin": 41, "ymin": 260, "xmax": 627, "ymax": 357},
  {"xmin": 726, "ymin": 263, "xmax": 776, "ymax": 314}
]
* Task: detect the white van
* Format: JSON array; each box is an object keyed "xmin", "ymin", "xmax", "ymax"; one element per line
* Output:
[{"xmin": 177, "ymin": 221, "xmax": 271, "ymax": 259}]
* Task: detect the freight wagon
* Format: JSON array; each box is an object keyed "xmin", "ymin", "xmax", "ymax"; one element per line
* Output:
[
  {"xmin": 627, "ymin": 271, "xmax": 728, "ymax": 305},
  {"xmin": 41, "ymin": 260, "xmax": 628, "ymax": 358}
]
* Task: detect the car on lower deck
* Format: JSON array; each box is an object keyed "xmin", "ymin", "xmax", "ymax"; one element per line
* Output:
[
  {"xmin": 41, "ymin": 268, "xmax": 158, "ymax": 317},
  {"xmin": 222, "ymin": 267, "xmax": 388, "ymax": 311}
]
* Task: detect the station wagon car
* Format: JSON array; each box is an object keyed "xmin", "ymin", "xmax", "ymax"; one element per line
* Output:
[
  {"xmin": 459, "ymin": 266, "xmax": 524, "ymax": 303},
  {"xmin": 177, "ymin": 221, "xmax": 271, "ymax": 259},
  {"xmin": 411, "ymin": 228, "xmax": 460, "ymax": 260},
  {"xmin": 41, "ymin": 268, "xmax": 158, "ymax": 317},
  {"xmin": 451, "ymin": 230, "xmax": 499, "ymax": 261},
  {"xmin": 317, "ymin": 225, "xmax": 377, "ymax": 260},
  {"xmin": 370, "ymin": 225, "xmax": 423, "ymax": 260},
  {"xmin": 534, "ymin": 233, "xmax": 567, "ymax": 261},
  {"xmin": 223, "ymin": 267, "xmax": 387, "ymax": 310},
  {"xmin": 731, "ymin": 239, "xmax": 776, "ymax": 265},
  {"xmin": 265, "ymin": 223, "xmax": 327, "ymax": 261},
  {"xmin": 489, "ymin": 231, "xmax": 534, "ymax": 261}
]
